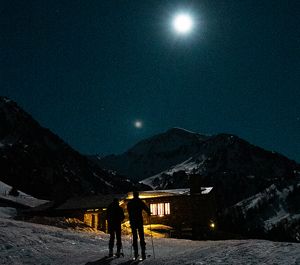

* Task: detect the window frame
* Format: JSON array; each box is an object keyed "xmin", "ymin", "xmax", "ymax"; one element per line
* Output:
[{"xmin": 150, "ymin": 202, "xmax": 171, "ymax": 216}]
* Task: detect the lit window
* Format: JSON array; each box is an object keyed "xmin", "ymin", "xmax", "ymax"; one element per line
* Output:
[
  {"xmin": 150, "ymin": 204, "xmax": 157, "ymax": 215},
  {"xmin": 157, "ymin": 203, "xmax": 164, "ymax": 216},
  {"xmin": 150, "ymin": 203, "xmax": 170, "ymax": 216},
  {"xmin": 165, "ymin": 202, "xmax": 170, "ymax": 215}
]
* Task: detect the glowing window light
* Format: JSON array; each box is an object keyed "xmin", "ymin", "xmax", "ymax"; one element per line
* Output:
[
  {"xmin": 150, "ymin": 202, "xmax": 171, "ymax": 216},
  {"xmin": 165, "ymin": 203, "xmax": 170, "ymax": 215},
  {"xmin": 150, "ymin": 204, "xmax": 157, "ymax": 215},
  {"xmin": 157, "ymin": 203, "xmax": 164, "ymax": 216}
]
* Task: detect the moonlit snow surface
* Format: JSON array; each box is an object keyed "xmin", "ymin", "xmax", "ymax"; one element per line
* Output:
[{"xmin": 0, "ymin": 208, "xmax": 299, "ymax": 265}]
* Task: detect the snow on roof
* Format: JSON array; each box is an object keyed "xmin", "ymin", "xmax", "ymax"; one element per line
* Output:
[
  {"xmin": 58, "ymin": 188, "xmax": 214, "ymax": 209},
  {"xmin": 127, "ymin": 188, "xmax": 213, "ymax": 199},
  {"xmin": 29, "ymin": 188, "xmax": 213, "ymax": 212},
  {"xmin": 0, "ymin": 180, "xmax": 49, "ymax": 208},
  {"xmin": 55, "ymin": 194, "xmax": 126, "ymax": 210}
]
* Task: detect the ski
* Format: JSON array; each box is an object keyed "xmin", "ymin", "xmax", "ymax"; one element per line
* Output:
[
  {"xmin": 130, "ymin": 258, "xmax": 143, "ymax": 264},
  {"xmin": 130, "ymin": 254, "xmax": 151, "ymax": 264},
  {"xmin": 131, "ymin": 258, "xmax": 147, "ymax": 264}
]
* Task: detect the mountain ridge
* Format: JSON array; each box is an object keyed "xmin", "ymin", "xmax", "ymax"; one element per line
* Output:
[
  {"xmin": 0, "ymin": 96, "xmax": 135, "ymax": 200},
  {"xmin": 96, "ymin": 126, "xmax": 300, "ymax": 241},
  {"xmin": 97, "ymin": 127, "xmax": 299, "ymax": 184},
  {"xmin": 96, "ymin": 127, "xmax": 213, "ymax": 181}
]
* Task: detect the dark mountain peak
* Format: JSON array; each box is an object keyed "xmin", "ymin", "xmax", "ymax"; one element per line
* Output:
[
  {"xmin": 0, "ymin": 97, "xmax": 135, "ymax": 199},
  {"xmin": 0, "ymin": 96, "xmax": 27, "ymax": 117},
  {"xmin": 99, "ymin": 126, "xmax": 299, "ymax": 184},
  {"xmin": 96, "ymin": 128, "xmax": 210, "ymax": 180},
  {"xmin": 165, "ymin": 127, "xmax": 197, "ymax": 136},
  {"xmin": 126, "ymin": 127, "xmax": 209, "ymax": 157},
  {"xmin": 0, "ymin": 96, "xmax": 38, "ymax": 128},
  {"xmin": 209, "ymin": 133, "xmax": 298, "ymax": 167},
  {"xmin": 209, "ymin": 133, "xmax": 239, "ymax": 144},
  {"xmin": 0, "ymin": 96, "xmax": 71, "ymax": 153}
]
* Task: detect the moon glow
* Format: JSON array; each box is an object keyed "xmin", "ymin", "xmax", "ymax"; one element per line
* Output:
[{"xmin": 173, "ymin": 13, "xmax": 193, "ymax": 34}]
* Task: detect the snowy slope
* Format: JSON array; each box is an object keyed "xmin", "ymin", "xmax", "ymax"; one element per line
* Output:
[
  {"xmin": 0, "ymin": 207, "xmax": 16, "ymax": 218},
  {"xmin": 222, "ymin": 181, "xmax": 300, "ymax": 242},
  {"xmin": 0, "ymin": 180, "xmax": 48, "ymax": 208},
  {"xmin": 139, "ymin": 133, "xmax": 299, "ymax": 190},
  {"xmin": 141, "ymin": 157, "xmax": 199, "ymax": 189},
  {"xmin": 0, "ymin": 210, "xmax": 299, "ymax": 265}
]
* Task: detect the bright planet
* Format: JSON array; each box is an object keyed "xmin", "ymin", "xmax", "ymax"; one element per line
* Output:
[{"xmin": 134, "ymin": 120, "xmax": 143, "ymax": 129}]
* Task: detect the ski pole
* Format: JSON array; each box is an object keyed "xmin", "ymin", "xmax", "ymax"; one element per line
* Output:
[
  {"xmin": 130, "ymin": 235, "xmax": 133, "ymax": 259},
  {"xmin": 120, "ymin": 224, "xmax": 124, "ymax": 257},
  {"xmin": 148, "ymin": 216, "xmax": 155, "ymax": 259}
]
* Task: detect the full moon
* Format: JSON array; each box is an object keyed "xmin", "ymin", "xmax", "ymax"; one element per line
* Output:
[
  {"xmin": 173, "ymin": 13, "xmax": 193, "ymax": 34},
  {"xmin": 134, "ymin": 120, "xmax": 143, "ymax": 129}
]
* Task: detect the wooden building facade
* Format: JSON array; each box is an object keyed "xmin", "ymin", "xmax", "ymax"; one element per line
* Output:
[
  {"xmin": 24, "ymin": 194, "xmax": 125, "ymax": 232},
  {"xmin": 123, "ymin": 188, "xmax": 215, "ymax": 238},
  {"xmin": 26, "ymin": 188, "xmax": 216, "ymax": 238}
]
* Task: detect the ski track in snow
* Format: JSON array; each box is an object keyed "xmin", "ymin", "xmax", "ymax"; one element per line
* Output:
[{"xmin": 0, "ymin": 212, "xmax": 299, "ymax": 265}]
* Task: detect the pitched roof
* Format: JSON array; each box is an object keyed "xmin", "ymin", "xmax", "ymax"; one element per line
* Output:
[
  {"xmin": 26, "ymin": 188, "xmax": 214, "ymax": 213},
  {"xmin": 127, "ymin": 187, "xmax": 213, "ymax": 199},
  {"xmin": 56, "ymin": 194, "xmax": 126, "ymax": 210}
]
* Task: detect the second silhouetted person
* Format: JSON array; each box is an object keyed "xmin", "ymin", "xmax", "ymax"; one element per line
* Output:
[
  {"xmin": 106, "ymin": 198, "xmax": 125, "ymax": 257},
  {"xmin": 127, "ymin": 191, "xmax": 151, "ymax": 260}
]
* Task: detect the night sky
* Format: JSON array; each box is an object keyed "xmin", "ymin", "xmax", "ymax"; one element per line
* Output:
[{"xmin": 1, "ymin": 0, "xmax": 299, "ymax": 162}]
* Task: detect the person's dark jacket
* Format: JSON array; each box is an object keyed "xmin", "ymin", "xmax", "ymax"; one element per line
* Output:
[
  {"xmin": 107, "ymin": 201, "xmax": 125, "ymax": 230},
  {"xmin": 127, "ymin": 198, "xmax": 150, "ymax": 228}
]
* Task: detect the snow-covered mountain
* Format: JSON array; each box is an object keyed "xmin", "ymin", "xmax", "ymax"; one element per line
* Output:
[
  {"xmin": 0, "ymin": 97, "xmax": 134, "ymax": 200},
  {"xmin": 97, "ymin": 128, "xmax": 299, "ymax": 206},
  {"xmin": 97, "ymin": 127, "xmax": 300, "ymax": 241},
  {"xmin": 222, "ymin": 180, "xmax": 300, "ymax": 242},
  {"xmin": 95, "ymin": 128, "xmax": 210, "ymax": 181}
]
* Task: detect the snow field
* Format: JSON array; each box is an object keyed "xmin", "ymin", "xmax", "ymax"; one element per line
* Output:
[{"xmin": 0, "ymin": 208, "xmax": 299, "ymax": 265}]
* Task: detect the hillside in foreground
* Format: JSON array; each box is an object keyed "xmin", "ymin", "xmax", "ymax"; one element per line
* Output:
[{"xmin": 0, "ymin": 208, "xmax": 299, "ymax": 265}]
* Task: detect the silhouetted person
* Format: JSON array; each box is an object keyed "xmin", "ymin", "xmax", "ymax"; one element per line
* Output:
[
  {"xmin": 106, "ymin": 198, "xmax": 125, "ymax": 257},
  {"xmin": 127, "ymin": 191, "xmax": 150, "ymax": 260}
]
